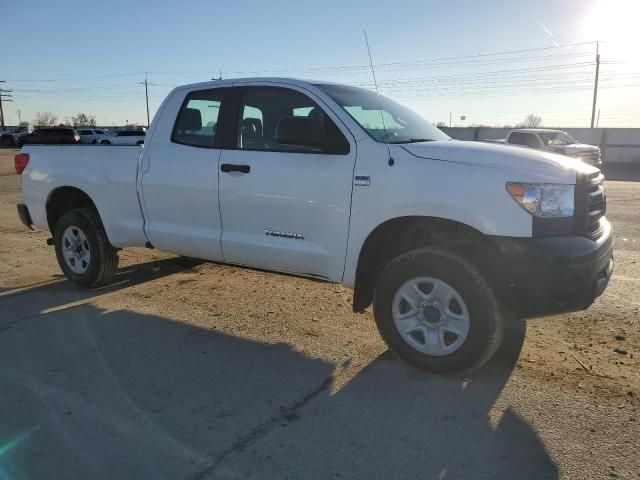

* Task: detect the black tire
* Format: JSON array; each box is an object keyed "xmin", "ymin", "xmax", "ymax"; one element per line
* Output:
[
  {"xmin": 54, "ymin": 208, "xmax": 118, "ymax": 287},
  {"xmin": 100, "ymin": 140, "xmax": 111, "ymax": 145},
  {"xmin": 373, "ymin": 247, "xmax": 504, "ymax": 374}
]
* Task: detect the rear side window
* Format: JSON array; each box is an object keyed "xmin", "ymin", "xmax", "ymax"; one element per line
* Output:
[
  {"xmin": 525, "ymin": 134, "xmax": 542, "ymax": 148},
  {"xmin": 509, "ymin": 132, "xmax": 541, "ymax": 148},
  {"xmin": 172, "ymin": 89, "xmax": 225, "ymax": 148},
  {"xmin": 508, "ymin": 132, "xmax": 526, "ymax": 145}
]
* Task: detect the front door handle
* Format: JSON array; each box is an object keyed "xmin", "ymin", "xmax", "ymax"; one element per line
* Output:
[{"xmin": 221, "ymin": 163, "xmax": 250, "ymax": 174}]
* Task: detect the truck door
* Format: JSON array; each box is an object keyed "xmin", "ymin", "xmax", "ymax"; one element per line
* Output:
[
  {"xmin": 139, "ymin": 87, "xmax": 231, "ymax": 260},
  {"xmin": 218, "ymin": 84, "xmax": 356, "ymax": 282}
]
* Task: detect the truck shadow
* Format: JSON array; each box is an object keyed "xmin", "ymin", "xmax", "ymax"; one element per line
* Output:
[
  {"xmin": 0, "ymin": 296, "xmax": 557, "ymax": 479},
  {"xmin": 0, "ymin": 256, "xmax": 204, "ymax": 322}
]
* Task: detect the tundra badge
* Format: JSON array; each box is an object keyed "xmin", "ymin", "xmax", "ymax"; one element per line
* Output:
[{"xmin": 264, "ymin": 229, "xmax": 304, "ymax": 240}]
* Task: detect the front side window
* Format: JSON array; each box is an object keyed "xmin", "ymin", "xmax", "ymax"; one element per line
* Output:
[
  {"xmin": 238, "ymin": 87, "xmax": 349, "ymax": 154},
  {"xmin": 172, "ymin": 89, "xmax": 224, "ymax": 148},
  {"xmin": 315, "ymin": 84, "xmax": 449, "ymax": 144},
  {"xmin": 538, "ymin": 131, "xmax": 577, "ymax": 146}
]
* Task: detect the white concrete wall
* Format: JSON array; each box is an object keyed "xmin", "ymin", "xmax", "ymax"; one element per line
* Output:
[{"xmin": 441, "ymin": 128, "xmax": 640, "ymax": 164}]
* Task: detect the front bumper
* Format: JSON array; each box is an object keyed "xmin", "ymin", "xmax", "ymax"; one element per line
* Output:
[
  {"xmin": 488, "ymin": 219, "xmax": 613, "ymax": 318},
  {"xmin": 17, "ymin": 203, "xmax": 33, "ymax": 229}
]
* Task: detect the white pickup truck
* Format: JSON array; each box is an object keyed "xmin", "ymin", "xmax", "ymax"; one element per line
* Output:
[
  {"xmin": 15, "ymin": 78, "xmax": 613, "ymax": 373},
  {"xmin": 488, "ymin": 128, "xmax": 602, "ymax": 167}
]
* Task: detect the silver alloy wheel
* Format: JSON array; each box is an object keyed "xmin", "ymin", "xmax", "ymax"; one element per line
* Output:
[
  {"xmin": 392, "ymin": 276, "xmax": 470, "ymax": 356},
  {"xmin": 61, "ymin": 225, "xmax": 91, "ymax": 274}
]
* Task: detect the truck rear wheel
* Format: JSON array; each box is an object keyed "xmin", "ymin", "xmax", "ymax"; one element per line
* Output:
[
  {"xmin": 54, "ymin": 208, "xmax": 118, "ymax": 287},
  {"xmin": 373, "ymin": 247, "xmax": 504, "ymax": 374}
]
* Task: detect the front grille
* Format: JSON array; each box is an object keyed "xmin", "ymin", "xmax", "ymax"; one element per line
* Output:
[
  {"xmin": 576, "ymin": 171, "xmax": 606, "ymax": 239},
  {"xmin": 574, "ymin": 150, "xmax": 601, "ymax": 165}
]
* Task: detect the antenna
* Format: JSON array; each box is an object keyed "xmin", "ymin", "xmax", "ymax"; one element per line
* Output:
[{"xmin": 363, "ymin": 29, "xmax": 388, "ymax": 142}]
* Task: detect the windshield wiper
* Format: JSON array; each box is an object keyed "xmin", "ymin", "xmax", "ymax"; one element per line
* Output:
[{"xmin": 387, "ymin": 138, "xmax": 434, "ymax": 144}]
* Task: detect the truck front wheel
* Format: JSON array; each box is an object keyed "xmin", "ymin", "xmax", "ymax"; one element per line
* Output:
[
  {"xmin": 54, "ymin": 208, "xmax": 118, "ymax": 287},
  {"xmin": 373, "ymin": 247, "xmax": 504, "ymax": 374}
]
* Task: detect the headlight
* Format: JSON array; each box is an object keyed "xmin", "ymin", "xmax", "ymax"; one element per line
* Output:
[{"xmin": 506, "ymin": 183, "xmax": 574, "ymax": 218}]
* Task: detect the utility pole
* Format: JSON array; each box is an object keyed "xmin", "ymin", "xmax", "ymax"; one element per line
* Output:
[
  {"xmin": 0, "ymin": 81, "xmax": 6, "ymax": 131},
  {"xmin": 17, "ymin": 110, "xmax": 21, "ymax": 124},
  {"xmin": 139, "ymin": 74, "xmax": 151, "ymax": 127},
  {"xmin": 449, "ymin": 112, "xmax": 452, "ymax": 128},
  {"xmin": 0, "ymin": 88, "xmax": 14, "ymax": 131},
  {"xmin": 590, "ymin": 42, "xmax": 600, "ymax": 128}
]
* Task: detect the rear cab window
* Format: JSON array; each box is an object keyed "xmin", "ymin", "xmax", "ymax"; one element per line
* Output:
[{"xmin": 171, "ymin": 88, "xmax": 227, "ymax": 148}]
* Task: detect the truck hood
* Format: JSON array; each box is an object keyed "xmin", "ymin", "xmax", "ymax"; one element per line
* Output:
[{"xmin": 399, "ymin": 140, "xmax": 597, "ymax": 182}]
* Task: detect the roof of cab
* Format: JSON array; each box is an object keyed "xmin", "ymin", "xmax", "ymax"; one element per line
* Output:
[
  {"xmin": 511, "ymin": 128, "xmax": 566, "ymax": 134},
  {"xmin": 173, "ymin": 77, "xmax": 354, "ymax": 91}
]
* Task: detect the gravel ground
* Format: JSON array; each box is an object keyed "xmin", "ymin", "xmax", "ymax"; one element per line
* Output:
[{"xmin": 0, "ymin": 148, "xmax": 638, "ymax": 479}]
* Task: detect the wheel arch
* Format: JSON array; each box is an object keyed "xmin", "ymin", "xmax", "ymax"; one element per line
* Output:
[
  {"xmin": 46, "ymin": 186, "xmax": 105, "ymax": 236},
  {"xmin": 352, "ymin": 215, "xmax": 500, "ymax": 312}
]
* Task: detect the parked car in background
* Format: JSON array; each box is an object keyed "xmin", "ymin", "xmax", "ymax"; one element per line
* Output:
[
  {"xmin": 77, "ymin": 128, "xmax": 112, "ymax": 144},
  {"xmin": 112, "ymin": 129, "xmax": 146, "ymax": 145},
  {"xmin": 1, "ymin": 125, "xmax": 35, "ymax": 147},
  {"xmin": 15, "ymin": 78, "xmax": 613, "ymax": 374},
  {"xmin": 16, "ymin": 127, "xmax": 80, "ymax": 147},
  {"xmin": 486, "ymin": 129, "xmax": 602, "ymax": 166}
]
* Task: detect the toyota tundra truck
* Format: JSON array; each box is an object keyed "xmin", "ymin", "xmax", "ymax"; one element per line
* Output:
[{"xmin": 15, "ymin": 78, "xmax": 614, "ymax": 373}]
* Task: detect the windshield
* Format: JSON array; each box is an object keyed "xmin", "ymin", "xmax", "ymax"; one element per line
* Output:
[
  {"xmin": 538, "ymin": 131, "xmax": 577, "ymax": 146},
  {"xmin": 315, "ymin": 84, "xmax": 450, "ymax": 144}
]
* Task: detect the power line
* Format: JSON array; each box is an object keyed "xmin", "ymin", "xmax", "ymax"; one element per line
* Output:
[{"xmin": 4, "ymin": 41, "xmax": 602, "ymax": 83}]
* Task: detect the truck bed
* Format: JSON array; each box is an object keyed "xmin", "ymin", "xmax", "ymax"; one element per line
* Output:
[{"xmin": 20, "ymin": 144, "xmax": 148, "ymax": 247}]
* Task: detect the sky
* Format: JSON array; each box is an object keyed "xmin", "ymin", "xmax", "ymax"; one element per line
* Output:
[{"xmin": 1, "ymin": 0, "xmax": 640, "ymax": 128}]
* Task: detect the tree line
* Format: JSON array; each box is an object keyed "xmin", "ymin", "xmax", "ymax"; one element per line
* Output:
[
  {"xmin": 31, "ymin": 111, "xmax": 97, "ymax": 127},
  {"xmin": 435, "ymin": 114, "xmax": 543, "ymax": 129}
]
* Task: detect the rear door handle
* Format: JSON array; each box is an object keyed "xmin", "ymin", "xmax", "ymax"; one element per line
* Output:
[{"xmin": 221, "ymin": 163, "xmax": 250, "ymax": 174}]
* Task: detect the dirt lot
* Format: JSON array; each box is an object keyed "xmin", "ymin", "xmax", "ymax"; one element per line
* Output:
[{"xmin": 0, "ymin": 148, "xmax": 638, "ymax": 479}]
